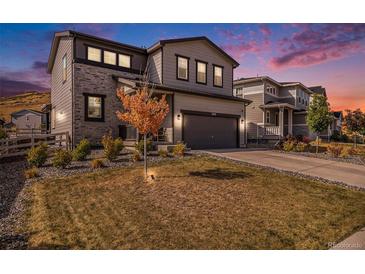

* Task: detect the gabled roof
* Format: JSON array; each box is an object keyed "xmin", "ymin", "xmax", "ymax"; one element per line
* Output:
[
  {"xmin": 309, "ymin": 86, "xmax": 327, "ymax": 97},
  {"xmin": 234, "ymin": 76, "xmax": 313, "ymax": 93},
  {"xmin": 11, "ymin": 109, "xmax": 44, "ymax": 117},
  {"xmin": 48, "ymin": 31, "xmax": 240, "ymax": 74},
  {"xmin": 47, "ymin": 30, "xmax": 147, "ymax": 73},
  {"xmin": 147, "ymin": 36, "xmax": 240, "ymax": 68}
]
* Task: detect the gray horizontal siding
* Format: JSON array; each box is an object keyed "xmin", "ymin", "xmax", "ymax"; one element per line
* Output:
[
  {"xmin": 239, "ymin": 93, "xmax": 263, "ymax": 140},
  {"xmin": 51, "ymin": 37, "xmax": 73, "ymax": 139},
  {"xmin": 147, "ymin": 49, "xmax": 162, "ymax": 84},
  {"xmin": 162, "ymin": 41, "xmax": 234, "ymax": 97}
]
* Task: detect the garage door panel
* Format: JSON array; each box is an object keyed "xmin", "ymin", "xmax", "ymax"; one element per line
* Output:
[{"xmin": 183, "ymin": 114, "xmax": 238, "ymax": 149}]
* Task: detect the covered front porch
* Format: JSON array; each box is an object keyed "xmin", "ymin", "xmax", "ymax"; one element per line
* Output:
[{"xmin": 258, "ymin": 103, "xmax": 294, "ymax": 139}]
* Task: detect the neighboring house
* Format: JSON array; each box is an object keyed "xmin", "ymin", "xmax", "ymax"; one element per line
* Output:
[
  {"xmin": 47, "ymin": 31, "xmax": 251, "ymax": 149},
  {"xmin": 10, "ymin": 109, "xmax": 46, "ymax": 130},
  {"xmin": 233, "ymin": 76, "xmax": 314, "ymax": 143},
  {"xmin": 332, "ymin": 111, "xmax": 343, "ymax": 132}
]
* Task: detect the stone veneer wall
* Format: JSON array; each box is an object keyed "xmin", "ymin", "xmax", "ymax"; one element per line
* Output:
[{"xmin": 73, "ymin": 63, "xmax": 138, "ymax": 145}]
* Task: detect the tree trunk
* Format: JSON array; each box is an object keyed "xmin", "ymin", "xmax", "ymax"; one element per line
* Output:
[
  {"xmin": 316, "ymin": 135, "xmax": 319, "ymax": 154},
  {"xmin": 144, "ymin": 134, "xmax": 147, "ymax": 179}
]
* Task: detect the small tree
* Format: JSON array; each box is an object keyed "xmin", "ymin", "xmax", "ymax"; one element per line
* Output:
[
  {"xmin": 306, "ymin": 94, "xmax": 333, "ymax": 153},
  {"xmin": 343, "ymin": 109, "xmax": 365, "ymax": 147},
  {"xmin": 116, "ymin": 85, "xmax": 169, "ymax": 179}
]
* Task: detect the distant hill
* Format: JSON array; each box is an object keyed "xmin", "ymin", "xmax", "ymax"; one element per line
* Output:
[{"xmin": 0, "ymin": 91, "xmax": 50, "ymax": 122}]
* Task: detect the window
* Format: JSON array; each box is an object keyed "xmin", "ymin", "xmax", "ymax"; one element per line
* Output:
[
  {"xmin": 87, "ymin": 47, "xmax": 101, "ymax": 62},
  {"xmin": 266, "ymin": 111, "xmax": 270, "ymax": 124},
  {"xmin": 51, "ymin": 107, "xmax": 56, "ymax": 129},
  {"xmin": 104, "ymin": 50, "xmax": 116, "ymax": 65},
  {"xmin": 196, "ymin": 61, "xmax": 207, "ymax": 84},
  {"xmin": 119, "ymin": 54, "xmax": 131, "ymax": 68},
  {"xmin": 213, "ymin": 65, "xmax": 223, "ymax": 87},
  {"xmin": 84, "ymin": 94, "xmax": 105, "ymax": 122},
  {"xmin": 62, "ymin": 54, "xmax": 67, "ymax": 82},
  {"xmin": 177, "ymin": 56, "xmax": 189, "ymax": 80},
  {"xmin": 26, "ymin": 115, "xmax": 30, "ymax": 121}
]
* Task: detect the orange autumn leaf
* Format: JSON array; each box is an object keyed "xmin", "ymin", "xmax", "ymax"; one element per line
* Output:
[{"xmin": 116, "ymin": 86, "xmax": 169, "ymax": 136}]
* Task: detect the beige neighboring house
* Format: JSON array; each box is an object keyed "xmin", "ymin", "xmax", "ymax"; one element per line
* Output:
[
  {"xmin": 233, "ymin": 76, "xmax": 315, "ymax": 143},
  {"xmin": 10, "ymin": 109, "xmax": 46, "ymax": 130},
  {"xmin": 47, "ymin": 31, "xmax": 252, "ymax": 149}
]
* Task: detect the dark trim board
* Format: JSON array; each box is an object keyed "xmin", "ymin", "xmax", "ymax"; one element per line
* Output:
[
  {"xmin": 176, "ymin": 54, "xmax": 190, "ymax": 81},
  {"xmin": 75, "ymin": 58, "xmax": 141, "ymax": 74},
  {"xmin": 83, "ymin": 93, "xmax": 106, "ymax": 122},
  {"xmin": 180, "ymin": 109, "xmax": 240, "ymax": 118}
]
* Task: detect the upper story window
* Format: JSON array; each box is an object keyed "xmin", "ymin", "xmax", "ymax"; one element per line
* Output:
[
  {"xmin": 119, "ymin": 54, "xmax": 131, "ymax": 68},
  {"xmin": 177, "ymin": 55, "xmax": 189, "ymax": 81},
  {"xmin": 62, "ymin": 54, "xmax": 67, "ymax": 82},
  {"xmin": 104, "ymin": 50, "xmax": 116, "ymax": 65},
  {"xmin": 196, "ymin": 61, "xmax": 207, "ymax": 84},
  {"xmin": 266, "ymin": 85, "xmax": 277, "ymax": 95},
  {"xmin": 213, "ymin": 65, "xmax": 223, "ymax": 87},
  {"xmin": 84, "ymin": 93, "xmax": 105, "ymax": 122},
  {"xmin": 266, "ymin": 111, "xmax": 270, "ymax": 124},
  {"xmin": 87, "ymin": 46, "xmax": 102, "ymax": 62}
]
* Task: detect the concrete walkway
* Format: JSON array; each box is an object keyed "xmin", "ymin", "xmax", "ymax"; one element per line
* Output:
[
  {"xmin": 330, "ymin": 227, "xmax": 365, "ymax": 250},
  {"xmin": 205, "ymin": 149, "xmax": 365, "ymax": 189}
]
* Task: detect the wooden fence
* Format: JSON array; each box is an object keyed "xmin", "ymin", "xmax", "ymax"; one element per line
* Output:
[
  {"xmin": 0, "ymin": 132, "xmax": 70, "ymax": 159},
  {"xmin": 5, "ymin": 128, "xmax": 50, "ymax": 138}
]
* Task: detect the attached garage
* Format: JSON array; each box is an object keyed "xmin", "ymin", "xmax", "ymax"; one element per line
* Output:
[{"xmin": 182, "ymin": 110, "xmax": 239, "ymax": 149}]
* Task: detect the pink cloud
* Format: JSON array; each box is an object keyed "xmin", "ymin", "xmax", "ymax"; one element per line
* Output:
[
  {"xmin": 259, "ymin": 24, "xmax": 272, "ymax": 36},
  {"xmin": 269, "ymin": 24, "xmax": 365, "ymax": 69}
]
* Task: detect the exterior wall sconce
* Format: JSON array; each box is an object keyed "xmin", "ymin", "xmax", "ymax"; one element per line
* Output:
[{"xmin": 177, "ymin": 114, "xmax": 181, "ymax": 120}]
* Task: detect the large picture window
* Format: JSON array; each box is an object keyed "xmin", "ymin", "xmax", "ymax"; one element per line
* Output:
[
  {"xmin": 213, "ymin": 65, "xmax": 223, "ymax": 87},
  {"xmin": 196, "ymin": 61, "xmax": 207, "ymax": 84},
  {"xmin": 87, "ymin": 47, "xmax": 102, "ymax": 62},
  {"xmin": 104, "ymin": 50, "xmax": 116, "ymax": 65},
  {"xmin": 177, "ymin": 55, "xmax": 189, "ymax": 80},
  {"xmin": 119, "ymin": 53, "xmax": 131, "ymax": 68},
  {"xmin": 84, "ymin": 94, "xmax": 105, "ymax": 122}
]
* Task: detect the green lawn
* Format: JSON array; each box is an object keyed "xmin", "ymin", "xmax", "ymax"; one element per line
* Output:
[{"xmin": 18, "ymin": 155, "xmax": 365, "ymax": 249}]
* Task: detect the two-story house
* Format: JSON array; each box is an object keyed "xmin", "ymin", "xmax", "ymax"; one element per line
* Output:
[
  {"xmin": 47, "ymin": 31, "xmax": 251, "ymax": 149},
  {"xmin": 233, "ymin": 76, "xmax": 314, "ymax": 143}
]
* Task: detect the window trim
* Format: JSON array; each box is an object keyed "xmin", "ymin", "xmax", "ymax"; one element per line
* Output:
[
  {"xmin": 86, "ymin": 46, "xmax": 102, "ymax": 63},
  {"xmin": 118, "ymin": 53, "xmax": 132, "ymax": 68},
  {"xmin": 103, "ymin": 50, "xmax": 117, "ymax": 65},
  {"xmin": 176, "ymin": 54, "xmax": 190, "ymax": 81},
  {"xmin": 62, "ymin": 54, "xmax": 67, "ymax": 83},
  {"xmin": 195, "ymin": 59, "xmax": 208, "ymax": 85},
  {"xmin": 213, "ymin": 64, "xmax": 224, "ymax": 88},
  {"xmin": 266, "ymin": 111, "xmax": 271, "ymax": 124},
  {"xmin": 83, "ymin": 93, "xmax": 106, "ymax": 122}
]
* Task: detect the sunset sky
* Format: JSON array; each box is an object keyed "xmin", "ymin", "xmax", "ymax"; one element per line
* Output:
[{"xmin": 0, "ymin": 23, "xmax": 364, "ymax": 111}]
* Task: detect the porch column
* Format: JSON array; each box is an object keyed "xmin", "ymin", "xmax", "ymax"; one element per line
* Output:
[
  {"xmin": 279, "ymin": 107, "xmax": 284, "ymax": 138},
  {"xmin": 288, "ymin": 109, "xmax": 293, "ymax": 136}
]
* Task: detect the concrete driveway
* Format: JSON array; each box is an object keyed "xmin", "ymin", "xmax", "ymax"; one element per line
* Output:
[{"xmin": 205, "ymin": 149, "xmax": 365, "ymax": 189}]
